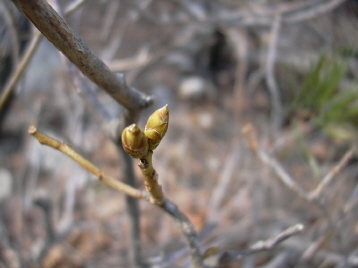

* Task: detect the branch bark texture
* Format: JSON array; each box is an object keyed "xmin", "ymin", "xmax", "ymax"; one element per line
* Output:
[{"xmin": 10, "ymin": 0, "xmax": 152, "ymax": 110}]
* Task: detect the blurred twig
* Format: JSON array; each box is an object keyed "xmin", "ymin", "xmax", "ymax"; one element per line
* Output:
[
  {"xmin": 266, "ymin": 14, "xmax": 282, "ymax": 132},
  {"xmin": 0, "ymin": 29, "xmax": 41, "ymax": 110},
  {"xmin": 219, "ymin": 223, "xmax": 304, "ymax": 261},
  {"xmin": 309, "ymin": 149, "xmax": 354, "ymax": 200},
  {"xmin": 207, "ymin": 143, "xmax": 241, "ymax": 224},
  {"xmin": 160, "ymin": 199, "xmax": 204, "ymax": 268},
  {"xmin": 242, "ymin": 124, "xmax": 354, "ymax": 203},
  {"xmin": 248, "ymin": 224, "xmax": 304, "ymax": 253},
  {"xmin": 133, "ymin": 0, "xmax": 346, "ymax": 27}
]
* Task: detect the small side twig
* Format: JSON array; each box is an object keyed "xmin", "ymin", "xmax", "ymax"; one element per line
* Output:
[
  {"xmin": 0, "ymin": 29, "xmax": 42, "ymax": 110},
  {"xmin": 249, "ymin": 224, "xmax": 304, "ymax": 253},
  {"xmin": 220, "ymin": 224, "xmax": 304, "ymax": 260},
  {"xmin": 28, "ymin": 125, "xmax": 147, "ymax": 200},
  {"xmin": 33, "ymin": 197, "xmax": 68, "ymax": 264},
  {"xmin": 242, "ymin": 124, "xmax": 309, "ymax": 200},
  {"xmin": 160, "ymin": 199, "xmax": 204, "ymax": 268},
  {"xmin": 309, "ymin": 149, "xmax": 354, "ymax": 200}
]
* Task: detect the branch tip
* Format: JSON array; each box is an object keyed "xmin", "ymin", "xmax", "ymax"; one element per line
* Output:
[{"xmin": 28, "ymin": 125, "xmax": 37, "ymax": 134}]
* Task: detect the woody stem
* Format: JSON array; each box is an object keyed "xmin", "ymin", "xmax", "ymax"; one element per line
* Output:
[{"xmin": 138, "ymin": 151, "xmax": 164, "ymax": 205}]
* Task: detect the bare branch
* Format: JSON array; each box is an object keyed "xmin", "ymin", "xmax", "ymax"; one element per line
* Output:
[
  {"xmin": 285, "ymin": 0, "xmax": 347, "ymax": 23},
  {"xmin": 28, "ymin": 125, "xmax": 147, "ymax": 200},
  {"xmin": 249, "ymin": 224, "xmax": 304, "ymax": 252},
  {"xmin": 10, "ymin": 0, "xmax": 153, "ymax": 110},
  {"xmin": 0, "ymin": 29, "xmax": 42, "ymax": 110},
  {"xmin": 221, "ymin": 224, "xmax": 304, "ymax": 260},
  {"xmin": 207, "ymin": 143, "xmax": 241, "ymax": 224},
  {"xmin": 309, "ymin": 149, "xmax": 354, "ymax": 200},
  {"xmin": 242, "ymin": 124, "xmax": 353, "ymax": 204}
]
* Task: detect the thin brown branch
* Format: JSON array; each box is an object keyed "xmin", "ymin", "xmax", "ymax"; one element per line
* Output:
[
  {"xmin": 28, "ymin": 125, "xmax": 147, "ymax": 200},
  {"xmin": 160, "ymin": 199, "xmax": 204, "ymax": 268},
  {"xmin": 222, "ymin": 0, "xmax": 345, "ymax": 26},
  {"xmin": 138, "ymin": 151, "xmax": 165, "ymax": 206},
  {"xmin": 221, "ymin": 224, "xmax": 304, "ymax": 260},
  {"xmin": 207, "ymin": 143, "xmax": 241, "ymax": 224},
  {"xmin": 309, "ymin": 149, "xmax": 354, "ymax": 200},
  {"xmin": 10, "ymin": 0, "xmax": 152, "ymax": 110},
  {"xmin": 249, "ymin": 224, "xmax": 304, "ymax": 252},
  {"xmin": 242, "ymin": 124, "xmax": 311, "ymax": 201}
]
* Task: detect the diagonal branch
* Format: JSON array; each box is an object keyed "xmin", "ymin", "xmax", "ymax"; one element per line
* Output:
[
  {"xmin": 28, "ymin": 125, "xmax": 147, "ymax": 200},
  {"xmin": 10, "ymin": 0, "xmax": 152, "ymax": 111}
]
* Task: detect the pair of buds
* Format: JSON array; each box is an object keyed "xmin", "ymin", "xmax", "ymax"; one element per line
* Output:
[{"xmin": 121, "ymin": 105, "xmax": 169, "ymax": 158}]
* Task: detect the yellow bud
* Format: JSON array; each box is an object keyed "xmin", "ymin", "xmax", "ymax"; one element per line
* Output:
[
  {"xmin": 121, "ymin": 124, "xmax": 148, "ymax": 158},
  {"xmin": 144, "ymin": 105, "xmax": 169, "ymax": 150}
]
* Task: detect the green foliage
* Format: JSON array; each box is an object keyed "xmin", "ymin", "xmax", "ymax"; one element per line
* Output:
[{"xmin": 293, "ymin": 53, "xmax": 358, "ymax": 140}]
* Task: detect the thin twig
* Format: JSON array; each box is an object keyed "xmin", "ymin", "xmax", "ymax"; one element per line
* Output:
[
  {"xmin": 243, "ymin": 124, "xmax": 309, "ymax": 200},
  {"xmin": 0, "ymin": 29, "xmax": 42, "ymax": 110},
  {"xmin": 64, "ymin": 0, "xmax": 87, "ymax": 16},
  {"xmin": 212, "ymin": 0, "xmax": 346, "ymax": 27},
  {"xmin": 300, "ymin": 230, "xmax": 334, "ymax": 262},
  {"xmin": 10, "ymin": 0, "xmax": 153, "ymax": 110},
  {"xmin": 242, "ymin": 124, "xmax": 353, "ymax": 203},
  {"xmin": 207, "ymin": 143, "xmax": 241, "ymax": 224},
  {"xmin": 28, "ymin": 125, "xmax": 147, "ymax": 200},
  {"xmin": 309, "ymin": 149, "xmax": 354, "ymax": 200},
  {"xmin": 249, "ymin": 224, "xmax": 304, "ymax": 252},
  {"xmin": 266, "ymin": 14, "xmax": 283, "ymax": 132},
  {"xmin": 222, "ymin": 224, "xmax": 304, "ymax": 260},
  {"xmin": 160, "ymin": 199, "xmax": 204, "ymax": 268},
  {"xmin": 33, "ymin": 197, "xmax": 62, "ymax": 264}
]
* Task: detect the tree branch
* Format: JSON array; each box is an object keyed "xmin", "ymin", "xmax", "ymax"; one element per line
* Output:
[
  {"xmin": 10, "ymin": 0, "xmax": 153, "ymax": 111},
  {"xmin": 28, "ymin": 125, "xmax": 147, "ymax": 200}
]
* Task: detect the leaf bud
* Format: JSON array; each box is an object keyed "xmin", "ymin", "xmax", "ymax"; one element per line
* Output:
[
  {"xmin": 144, "ymin": 105, "xmax": 169, "ymax": 150},
  {"xmin": 122, "ymin": 124, "xmax": 148, "ymax": 158}
]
